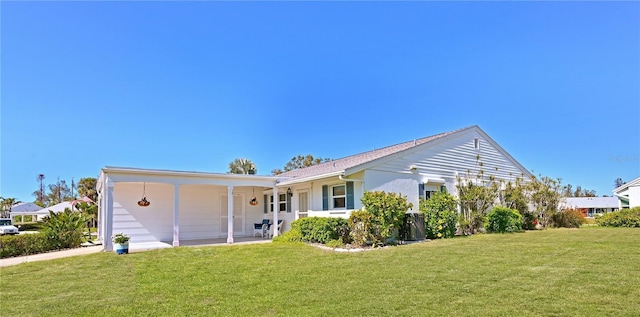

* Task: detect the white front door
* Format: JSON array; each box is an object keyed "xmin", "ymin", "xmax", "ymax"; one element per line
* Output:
[{"xmin": 221, "ymin": 195, "xmax": 244, "ymax": 237}]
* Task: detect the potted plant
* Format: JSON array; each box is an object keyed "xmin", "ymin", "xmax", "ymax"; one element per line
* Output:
[{"xmin": 112, "ymin": 233, "xmax": 130, "ymax": 255}]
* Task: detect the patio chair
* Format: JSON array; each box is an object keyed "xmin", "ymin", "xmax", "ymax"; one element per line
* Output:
[
  {"xmin": 253, "ymin": 219, "xmax": 271, "ymax": 238},
  {"xmin": 269, "ymin": 220, "xmax": 284, "ymax": 238}
]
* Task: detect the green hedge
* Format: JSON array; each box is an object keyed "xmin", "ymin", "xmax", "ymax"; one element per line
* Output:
[
  {"xmin": 595, "ymin": 207, "xmax": 640, "ymax": 227},
  {"xmin": 0, "ymin": 233, "xmax": 56, "ymax": 258},
  {"xmin": 290, "ymin": 217, "xmax": 349, "ymax": 244}
]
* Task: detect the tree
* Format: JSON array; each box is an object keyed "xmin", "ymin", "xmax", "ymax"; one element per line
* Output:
[
  {"xmin": 77, "ymin": 177, "xmax": 98, "ymax": 202},
  {"xmin": 0, "ymin": 197, "xmax": 22, "ymax": 218},
  {"xmin": 528, "ymin": 175, "xmax": 563, "ymax": 228},
  {"xmin": 272, "ymin": 154, "xmax": 330, "ymax": 175},
  {"xmin": 228, "ymin": 158, "xmax": 257, "ymax": 175},
  {"xmin": 563, "ymin": 184, "xmax": 597, "ymax": 197},
  {"xmin": 46, "ymin": 178, "xmax": 73, "ymax": 206},
  {"xmin": 33, "ymin": 174, "xmax": 46, "ymax": 206},
  {"xmin": 456, "ymin": 167, "xmax": 500, "ymax": 235},
  {"xmin": 614, "ymin": 178, "xmax": 626, "ymax": 189},
  {"xmin": 75, "ymin": 201, "xmax": 98, "ymax": 239}
]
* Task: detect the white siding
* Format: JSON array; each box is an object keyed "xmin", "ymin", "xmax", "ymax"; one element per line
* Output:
[
  {"xmin": 364, "ymin": 170, "xmax": 420, "ymax": 212},
  {"xmin": 179, "ymin": 185, "xmax": 221, "ymax": 240},
  {"xmin": 629, "ymin": 186, "xmax": 640, "ymax": 208},
  {"xmin": 113, "ymin": 183, "xmax": 174, "ymax": 243},
  {"xmin": 112, "ymin": 183, "xmax": 271, "ymax": 243},
  {"xmin": 370, "ymin": 129, "xmax": 525, "ymax": 182}
]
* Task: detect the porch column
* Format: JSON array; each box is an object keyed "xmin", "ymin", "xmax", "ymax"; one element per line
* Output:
[
  {"xmin": 104, "ymin": 180, "xmax": 114, "ymax": 252},
  {"xmin": 227, "ymin": 186, "xmax": 234, "ymax": 243},
  {"xmin": 97, "ymin": 192, "xmax": 102, "ymax": 243},
  {"xmin": 272, "ymin": 186, "xmax": 279, "ymax": 237},
  {"xmin": 173, "ymin": 184, "xmax": 180, "ymax": 246}
]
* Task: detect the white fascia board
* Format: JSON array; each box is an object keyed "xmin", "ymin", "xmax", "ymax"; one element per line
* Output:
[{"xmin": 101, "ymin": 166, "xmax": 281, "ymax": 187}]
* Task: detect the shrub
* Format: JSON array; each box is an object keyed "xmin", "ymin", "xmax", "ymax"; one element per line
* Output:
[
  {"xmin": 595, "ymin": 207, "xmax": 640, "ymax": 227},
  {"xmin": 0, "ymin": 232, "xmax": 54, "ymax": 258},
  {"xmin": 485, "ymin": 206, "xmax": 522, "ymax": 233},
  {"xmin": 14, "ymin": 222, "xmax": 45, "ymax": 232},
  {"xmin": 290, "ymin": 217, "xmax": 349, "ymax": 244},
  {"xmin": 522, "ymin": 212, "xmax": 538, "ymax": 230},
  {"xmin": 325, "ymin": 239, "xmax": 343, "ymax": 248},
  {"xmin": 551, "ymin": 209, "xmax": 585, "ymax": 228},
  {"xmin": 272, "ymin": 228, "xmax": 303, "ymax": 243},
  {"xmin": 419, "ymin": 191, "xmax": 458, "ymax": 239},
  {"xmin": 360, "ymin": 191, "xmax": 412, "ymax": 245},
  {"xmin": 42, "ymin": 208, "xmax": 85, "ymax": 249},
  {"xmin": 348, "ymin": 209, "xmax": 374, "ymax": 247}
]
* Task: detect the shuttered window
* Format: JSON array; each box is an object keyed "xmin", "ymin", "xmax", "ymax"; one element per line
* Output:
[{"xmin": 322, "ymin": 181, "xmax": 354, "ymax": 210}]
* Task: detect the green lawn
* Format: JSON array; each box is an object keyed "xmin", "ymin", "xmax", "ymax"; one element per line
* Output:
[{"xmin": 1, "ymin": 227, "xmax": 639, "ymax": 316}]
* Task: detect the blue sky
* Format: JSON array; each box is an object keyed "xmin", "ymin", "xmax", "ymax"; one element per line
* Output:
[{"xmin": 1, "ymin": 1, "xmax": 639, "ymax": 202}]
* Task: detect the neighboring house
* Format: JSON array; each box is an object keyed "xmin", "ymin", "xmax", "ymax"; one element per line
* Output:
[
  {"xmin": 97, "ymin": 125, "xmax": 531, "ymax": 252},
  {"xmin": 9, "ymin": 202, "xmax": 42, "ymax": 222},
  {"xmin": 560, "ymin": 197, "xmax": 619, "ymax": 217},
  {"xmin": 613, "ymin": 176, "xmax": 640, "ymax": 209},
  {"xmin": 26, "ymin": 197, "xmax": 94, "ymax": 221}
]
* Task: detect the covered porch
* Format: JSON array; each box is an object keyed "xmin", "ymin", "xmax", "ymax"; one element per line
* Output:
[{"xmin": 97, "ymin": 167, "xmax": 291, "ymax": 252}]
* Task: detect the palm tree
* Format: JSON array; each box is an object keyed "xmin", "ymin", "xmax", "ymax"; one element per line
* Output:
[
  {"xmin": 228, "ymin": 158, "xmax": 257, "ymax": 175},
  {"xmin": 0, "ymin": 197, "xmax": 22, "ymax": 218}
]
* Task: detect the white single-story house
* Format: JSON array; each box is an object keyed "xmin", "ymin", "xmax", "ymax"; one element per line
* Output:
[
  {"xmin": 8, "ymin": 202, "xmax": 43, "ymax": 222},
  {"xmin": 560, "ymin": 197, "xmax": 619, "ymax": 217},
  {"xmin": 97, "ymin": 125, "xmax": 532, "ymax": 251},
  {"xmin": 613, "ymin": 176, "xmax": 640, "ymax": 209}
]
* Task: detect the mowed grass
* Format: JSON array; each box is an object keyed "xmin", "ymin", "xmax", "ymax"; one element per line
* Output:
[{"xmin": 1, "ymin": 227, "xmax": 639, "ymax": 316}]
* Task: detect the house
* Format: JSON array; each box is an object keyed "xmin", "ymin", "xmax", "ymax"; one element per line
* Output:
[
  {"xmin": 613, "ymin": 176, "xmax": 640, "ymax": 209},
  {"xmin": 96, "ymin": 125, "xmax": 531, "ymax": 252},
  {"xmin": 560, "ymin": 197, "xmax": 619, "ymax": 217},
  {"xmin": 8, "ymin": 202, "xmax": 42, "ymax": 222}
]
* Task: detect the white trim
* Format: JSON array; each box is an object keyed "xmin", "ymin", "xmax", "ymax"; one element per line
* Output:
[
  {"xmin": 330, "ymin": 184, "xmax": 347, "ymax": 209},
  {"xmin": 173, "ymin": 184, "xmax": 180, "ymax": 246},
  {"xmin": 227, "ymin": 186, "xmax": 234, "ymax": 243},
  {"xmin": 272, "ymin": 186, "xmax": 279, "ymax": 237}
]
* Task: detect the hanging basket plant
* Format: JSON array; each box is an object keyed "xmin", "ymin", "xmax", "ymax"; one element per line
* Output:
[
  {"xmin": 138, "ymin": 197, "xmax": 150, "ymax": 207},
  {"xmin": 138, "ymin": 182, "xmax": 151, "ymax": 207},
  {"xmin": 249, "ymin": 187, "xmax": 259, "ymax": 206}
]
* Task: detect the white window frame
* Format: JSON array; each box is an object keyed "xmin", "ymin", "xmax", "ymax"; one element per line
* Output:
[
  {"xmin": 269, "ymin": 194, "xmax": 287, "ymax": 213},
  {"xmin": 331, "ymin": 184, "xmax": 346, "ymax": 209}
]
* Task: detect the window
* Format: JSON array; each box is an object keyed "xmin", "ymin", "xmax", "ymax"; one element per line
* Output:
[
  {"xmin": 279, "ymin": 194, "xmax": 287, "ymax": 212},
  {"xmin": 269, "ymin": 194, "xmax": 287, "ymax": 212},
  {"xmin": 332, "ymin": 185, "xmax": 346, "ymax": 209},
  {"xmin": 425, "ymin": 191, "xmax": 437, "ymax": 200},
  {"xmin": 474, "ymin": 138, "xmax": 480, "ymax": 150}
]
